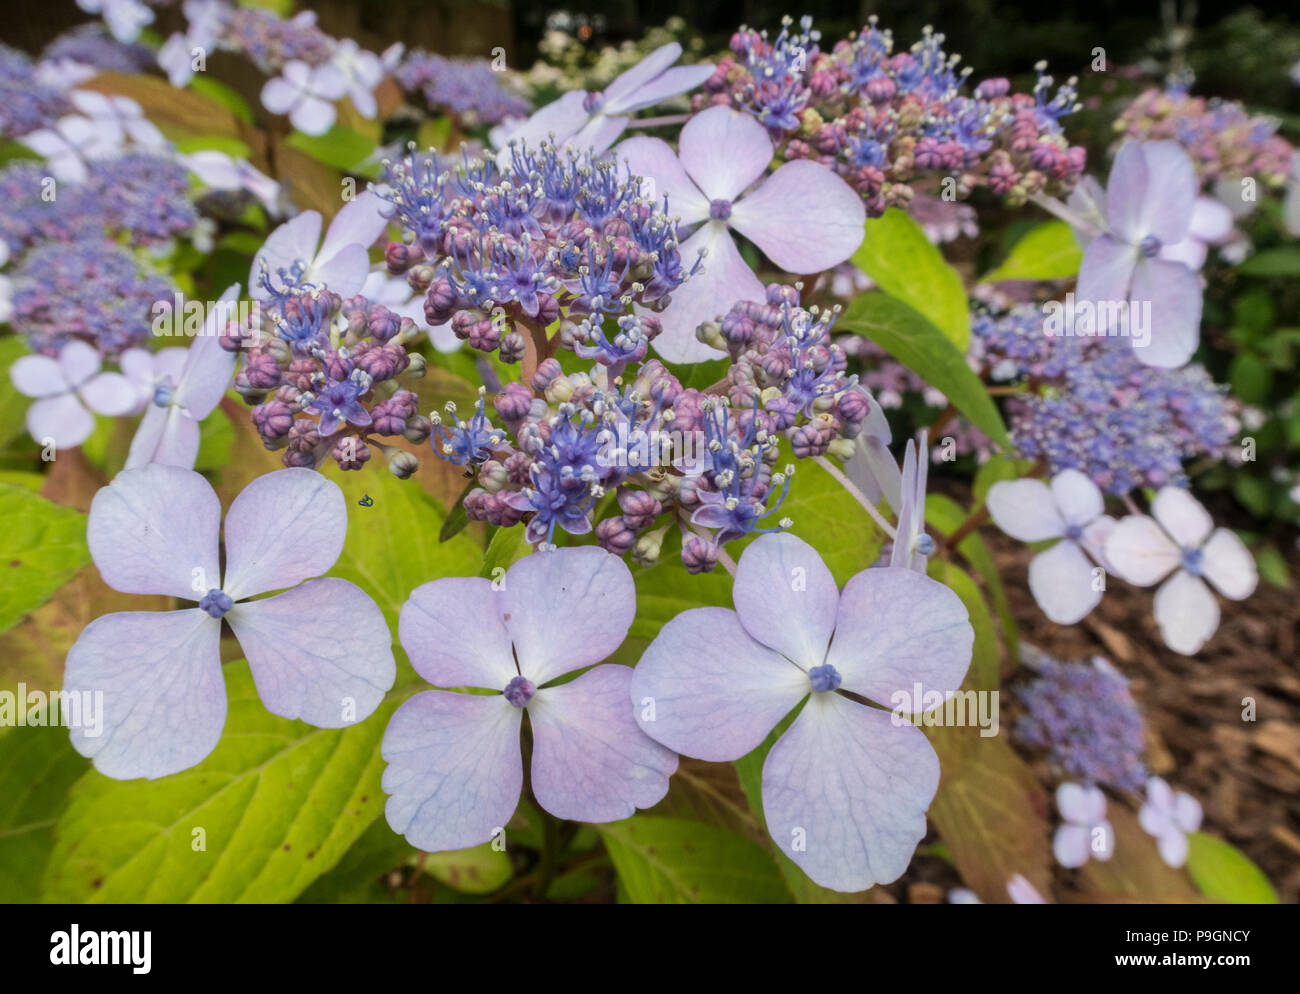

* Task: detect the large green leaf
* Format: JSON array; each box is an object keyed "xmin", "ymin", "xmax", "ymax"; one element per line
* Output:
[
  {"xmin": 325, "ymin": 466, "xmax": 484, "ymax": 634},
  {"xmin": 596, "ymin": 816, "xmax": 789, "ymax": 904},
  {"xmin": 0, "ymin": 338, "xmax": 34, "ymax": 451},
  {"xmin": 42, "ymin": 660, "xmax": 405, "ymax": 903},
  {"xmin": 980, "ymin": 221, "xmax": 1083, "ymax": 283},
  {"xmin": 0, "ymin": 484, "xmax": 90, "ymax": 635},
  {"xmin": 852, "ymin": 208, "xmax": 970, "ymax": 349},
  {"xmin": 926, "ymin": 731, "xmax": 1053, "ymax": 903},
  {"xmin": 839, "ymin": 293, "xmax": 1011, "ymax": 449},
  {"xmin": 1186, "ymin": 832, "xmax": 1279, "ymax": 904},
  {"xmin": 0, "ymin": 722, "xmax": 88, "ymax": 902}
]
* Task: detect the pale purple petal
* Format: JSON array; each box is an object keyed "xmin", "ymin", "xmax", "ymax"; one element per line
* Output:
[
  {"xmin": 251, "ymin": 211, "xmax": 321, "ymax": 299},
  {"xmin": 1173, "ymin": 793, "xmax": 1202, "ymax": 834},
  {"xmin": 678, "ymin": 106, "xmax": 772, "ymax": 202},
  {"xmin": 399, "ymin": 577, "xmax": 517, "ymax": 689},
  {"xmin": 317, "ymin": 191, "xmax": 388, "ymax": 269},
  {"xmin": 174, "ymin": 282, "xmax": 240, "ymax": 417},
  {"xmin": 290, "ymin": 95, "xmax": 336, "ymax": 136},
  {"xmin": 1154, "ymin": 570, "xmax": 1219, "ymax": 655},
  {"xmin": 222, "ymin": 468, "xmax": 346, "ymax": 600},
  {"xmin": 1156, "ymin": 826, "xmax": 1190, "ymax": 868},
  {"xmin": 381, "ymin": 690, "xmax": 523, "ymax": 851},
  {"xmin": 58, "ymin": 339, "xmax": 101, "ymax": 387},
  {"xmin": 1007, "ymin": 874, "xmax": 1047, "ymax": 904},
  {"xmin": 568, "ymin": 114, "xmax": 630, "ymax": 155},
  {"xmin": 88, "ymin": 464, "xmax": 221, "ymax": 598},
  {"xmin": 729, "ymin": 160, "xmax": 866, "ymax": 273},
  {"xmin": 529, "ymin": 664, "xmax": 677, "ymax": 822},
  {"xmin": 1200, "ymin": 528, "xmax": 1257, "ymax": 601},
  {"xmin": 1138, "ymin": 141, "xmax": 1197, "ymax": 244},
  {"xmin": 78, "ymin": 371, "xmax": 138, "ymax": 416},
  {"xmin": 763, "ymin": 693, "xmax": 940, "ymax": 892},
  {"xmin": 309, "ymin": 64, "xmax": 349, "ymax": 101},
  {"xmin": 630, "ymin": 607, "xmax": 808, "ymax": 761},
  {"xmin": 64, "ymin": 609, "xmax": 224, "ymax": 780},
  {"xmin": 1104, "ymin": 514, "xmax": 1181, "ymax": 587},
  {"xmin": 500, "ymin": 546, "xmax": 635, "ymax": 685},
  {"xmin": 1053, "ymin": 824, "xmax": 1091, "ymax": 868},
  {"xmin": 1050, "ymin": 468, "xmax": 1103, "ymax": 527},
  {"xmin": 26, "ymin": 394, "xmax": 93, "ymax": 448},
  {"xmin": 124, "ymin": 406, "xmax": 199, "ymax": 470},
  {"xmin": 732, "ymin": 532, "xmax": 838, "ymax": 669},
  {"xmin": 615, "ymin": 136, "xmax": 709, "ymax": 226},
  {"xmin": 260, "ymin": 76, "xmax": 301, "ymax": 116},
  {"xmin": 497, "ymin": 90, "xmax": 589, "ymax": 153},
  {"xmin": 1075, "ymin": 233, "xmax": 1137, "ymax": 308},
  {"xmin": 1159, "ymin": 235, "xmax": 1208, "ymax": 271},
  {"xmin": 1150, "ymin": 486, "xmax": 1213, "ymax": 548},
  {"xmin": 10, "ymin": 354, "xmax": 68, "ymax": 397},
  {"xmin": 1188, "ymin": 197, "xmax": 1233, "ymax": 243},
  {"xmin": 824, "ymin": 566, "xmax": 972, "ymax": 706},
  {"xmin": 1105, "ymin": 140, "xmax": 1151, "ymax": 242},
  {"xmin": 650, "ymin": 221, "xmax": 764, "ymax": 363},
  {"xmin": 1129, "ymin": 257, "xmax": 1201, "ymax": 369},
  {"xmin": 308, "ymin": 243, "xmax": 371, "ymax": 298},
  {"xmin": 227, "ymin": 578, "xmax": 395, "ymax": 725},
  {"xmin": 986, "ymin": 478, "xmax": 1067, "ymax": 541},
  {"xmin": 602, "ymin": 42, "xmax": 685, "ymax": 109},
  {"xmin": 1057, "ymin": 782, "xmax": 1106, "ymax": 823},
  {"xmin": 608, "ymin": 63, "xmax": 714, "ymax": 114},
  {"xmin": 1029, "ymin": 539, "xmax": 1102, "ymax": 625}
]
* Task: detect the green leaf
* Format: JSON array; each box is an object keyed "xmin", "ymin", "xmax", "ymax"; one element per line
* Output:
[
  {"xmin": 479, "ymin": 525, "xmax": 532, "ymax": 580},
  {"xmin": 193, "ymin": 406, "xmax": 234, "ymax": 471},
  {"xmin": 1253, "ymin": 544, "xmax": 1291, "ymax": 589},
  {"xmin": 0, "ymin": 485, "xmax": 90, "ymax": 635},
  {"xmin": 980, "ymin": 221, "xmax": 1083, "ymax": 284},
  {"xmin": 42, "ymin": 660, "xmax": 406, "ymax": 903},
  {"xmin": 973, "ymin": 453, "xmax": 1035, "ymax": 504},
  {"xmin": 1238, "ymin": 246, "xmax": 1300, "ymax": 278},
  {"xmin": 852, "ymin": 208, "xmax": 970, "ymax": 349},
  {"xmin": 296, "ymin": 817, "xmax": 411, "ymax": 903},
  {"xmin": 0, "ymin": 338, "xmax": 34, "ymax": 451},
  {"xmin": 1228, "ymin": 352, "xmax": 1273, "ymax": 405},
  {"xmin": 1186, "ymin": 832, "xmax": 1279, "ymax": 904},
  {"xmin": 839, "ymin": 293, "xmax": 1010, "ymax": 449},
  {"xmin": 186, "ymin": 78, "xmax": 255, "ymax": 125},
  {"xmin": 325, "ymin": 466, "xmax": 484, "ymax": 634},
  {"xmin": 420, "ymin": 843, "xmax": 513, "ymax": 894},
  {"xmin": 286, "ymin": 125, "xmax": 376, "ymax": 173},
  {"xmin": 925, "ymin": 557, "xmax": 999, "ymax": 692},
  {"xmin": 173, "ymin": 135, "xmax": 253, "ymax": 159},
  {"xmin": 0, "ymin": 722, "xmax": 89, "ymax": 902},
  {"xmin": 927, "ymin": 731, "xmax": 1053, "ymax": 903},
  {"xmin": 927, "ymin": 493, "xmax": 1016, "ymax": 667},
  {"xmin": 438, "ymin": 482, "xmax": 473, "ymax": 542},
  {"xmin": 596, "ymin": 816, "xmax": 789, "ymax": 903}
]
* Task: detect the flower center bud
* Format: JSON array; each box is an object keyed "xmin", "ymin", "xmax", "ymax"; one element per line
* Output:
[
  {"xmin": 709, "ymin": 199, "xmax": 733, "ymax": 221},
  {"xmin": 582, "ymin": 91, "xmax": 605, "ymax": 114},
  {"xmin": 504, "ymin": 675, "xmax": 536, "ymax": 708},
  {"xmin": 913, "ymin": 533, "xmax": 936, "ymax": 557},
  {"xmin": 153, "ymin": 380, "xmax": 176, "ymax": 407},
  {"xmin": 808, "ymin": 664, "xmax": 842, "ymax": 693},
  {"xmin": 1181, "ymin": 547, "xmax": 1203, "ymax": 575},
  {"xmin": 1064, "ymin": 523, "xmax": 1084, "ymax": 541},
  {"xmin": 1139, "ymin": 234, "xmax": 1162, "ymax": 258},
  {"xmin": 198, "ymin": 588, "xmax": 234, "ymax": 619}
]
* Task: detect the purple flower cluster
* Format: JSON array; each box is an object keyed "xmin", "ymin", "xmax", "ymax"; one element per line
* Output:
[
  {"xmin": 79, "ymin": 153, "xmax": 199, "ymax": 246},
  {"xmin": 238, "ymin": 281, "xmax": 429, "ymax": 473},
  {"xmin": 0, "ymin": 44, "xmax": 69, "ymax": 139},
  {"xmin": 1115, "ymin": 86, "xmax": 1293, "ymax": 190},
  {"xmin": 694, "ymin": 16, "xmax": 1086, "ymax": 215},
  {"xmin": 219, "ymin": 5, "xmax": 334, "ymax": 74},
  {"xmin": 1014, "ymin": 650, "xmax": 1147, "ymax": 793},
  {"xmin": 395, "ymin": 51, "xmax": 530, "ymax": 125},
  {"xmin": 378, "ymin": 140, "xmax": 691, "ymax": 365},
  {"xmin": 973, "ymin": 305, "xmax": 1236, "ymax": 494},
  {"xmin": 431, "ymin": 283, "xmax": 867, "ymax": 570},
  {"xmin": 9, "ymin": 238, "xmax": 174, "ymax": 358},
  {"xmin": 42, "ymin": 22, "xmax": 154, "ymax": 75}
]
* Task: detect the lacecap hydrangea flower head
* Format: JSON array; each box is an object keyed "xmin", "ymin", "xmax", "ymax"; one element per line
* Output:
[
  {"xmin": 65, "ymin": 465, "xmax": 396, "ymax": 779},
  {"xmin": 382, "ymin": 546, "xmax": 676, "ymax": 852},
  {"xmin": 630, "ymin": 532, "xmax": 973, "ymax": 892}
]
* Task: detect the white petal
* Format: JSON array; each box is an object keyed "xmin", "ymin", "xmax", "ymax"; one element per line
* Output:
[
  {"xmin": 227, "ymin": 578, "xmax": 395, "ymax": 726},
  {"xmin": 1050, "ymin": 469, "xmax": 1103, "ymax": 527},
  {"xmin": 1029, "ymin": 540, "xmax": 1102, "ymax": 625},
  {"xmin": 762, "ymin": 693, "xmax": 940, "ymax": 892},
  {"xmin": 732, "ymin": 532, "xmax": 838, "ymax": 669},
  {"xmin": 1104, "ymin": 515, "xmax": 1180, "ymax": 587},
  {"xmin": 1153, "ymin": 571, "xmax": 1220, "ymax": 655},
  {"xmin": 985, "ymin": 478, "xmax": 1066, "ymax": 541},
  {"xmin": 1199, "ymin": 528, "xmax": 1257, "ymax": 601},
  {"xmin": 1150, "ymin": 486, "xmax": 1213, "ymax": 549},
  {"xmin": 64, "ymin": 609, "xmax": 224, "ymax": 780},
  {"xmin": 678, "ymin": 106, "xmax": 772, "ymax": 202}
]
